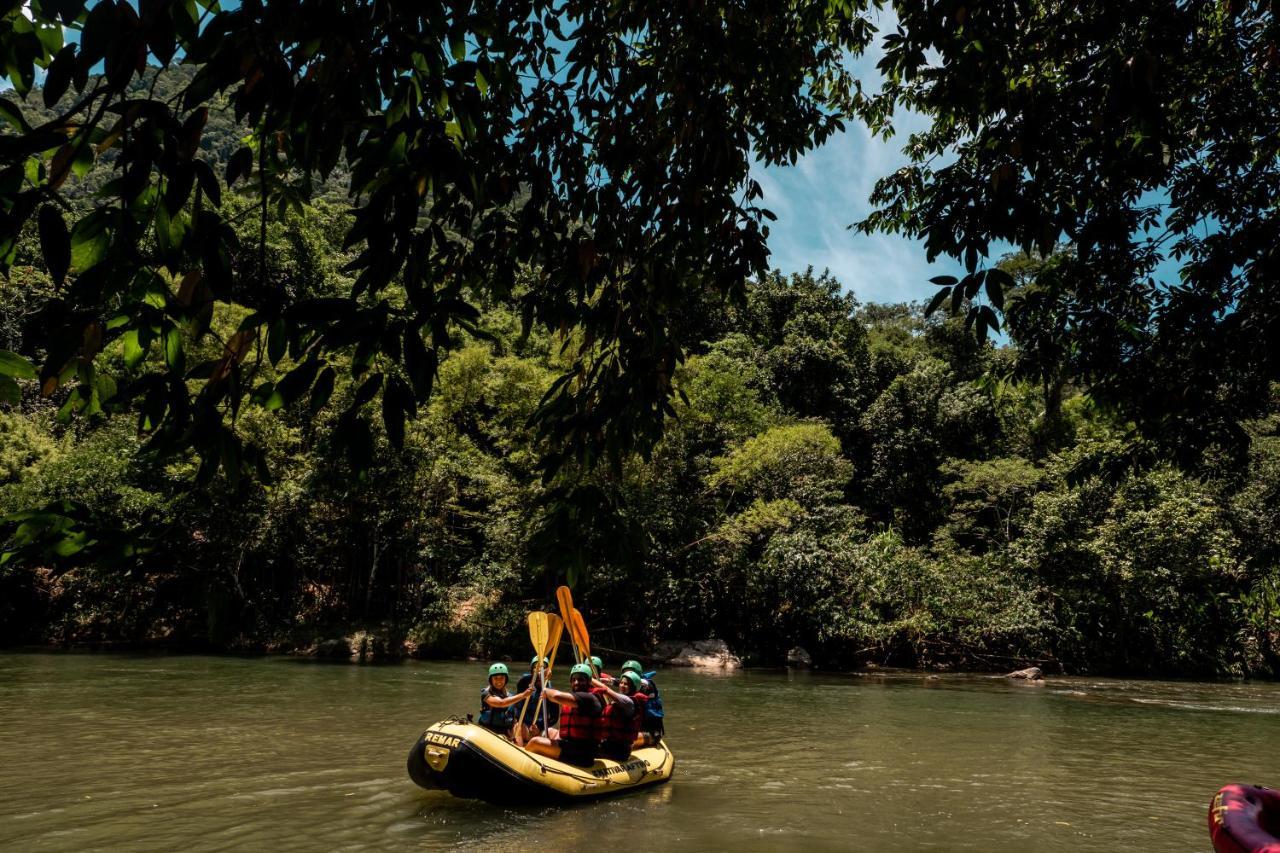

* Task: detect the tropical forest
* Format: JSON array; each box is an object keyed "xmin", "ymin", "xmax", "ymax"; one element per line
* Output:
[{"xmin": 2, "ymin": 3, "xmax": 1280, "ymax": 850}]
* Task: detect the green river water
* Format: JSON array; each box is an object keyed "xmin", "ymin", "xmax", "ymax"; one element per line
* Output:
[{"xmin": 2, "ymin": 653, "xmax": 1278, "ymax": 851}]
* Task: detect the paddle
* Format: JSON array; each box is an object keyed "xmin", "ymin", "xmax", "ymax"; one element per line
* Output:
[
  {"xmin": 538, "ymin": 613, "xmax": 565, "ymax": 737},
  {"xmin": 555, "ymin": 585, "xmax": 584, "ymax": 664},
  {"xmin": 515, "ymin": 612, "xmax": 552, "ymax": 744},
  {"xmin": 544, "ymin": 612, "xmax": 565, "ymax": 677},
  {"xmin": 569, "ymin": 607, "xmax": 591, "ymax": 668}
]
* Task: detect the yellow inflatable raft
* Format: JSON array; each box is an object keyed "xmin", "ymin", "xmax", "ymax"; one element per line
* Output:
[{"xmin": 407, "ymin": 718, "xmax": 675, "ymax": 804}]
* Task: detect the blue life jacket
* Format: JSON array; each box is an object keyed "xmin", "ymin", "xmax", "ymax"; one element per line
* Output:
[
  {"xmin": 478, "ymin": 686, "xmax": 515, "ymax": 731},
  {"xmin": 640, "ymin": 672, "xmax": 664, "ymax": 728}
]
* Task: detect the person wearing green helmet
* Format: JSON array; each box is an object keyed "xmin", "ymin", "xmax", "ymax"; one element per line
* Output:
[
  {"xmin": 621, "ymin": 659, "xmax": 664, "ymax": 743},
  {"xmin": 595, "ymin": 670, "xmax": 648, "ymax": 760},
  {"xmin": 478, "ymin": 662, "xmax": 532, "ymax": 737},
  {"xmin": 524, "ymin": 662, "xmax": 605, "ymax": 767},
  {"xmin": 588, "ymin": 655, "xmax": 614, "ymax": 684}
]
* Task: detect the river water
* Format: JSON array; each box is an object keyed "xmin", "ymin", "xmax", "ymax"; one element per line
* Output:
[{"xmin": 1, "ymin": 653, "xmax": 1277, "ymax": 851}]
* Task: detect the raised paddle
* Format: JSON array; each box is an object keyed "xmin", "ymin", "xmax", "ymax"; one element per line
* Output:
[
  {"xmin": 538, "ymin": 612, "xmax": 565, "ymax": 737},
  {"xmin": 555, "ymin": 585, "xmax": 583, "ymax": 663},
  {"xmin": 569, "ymin": 607, "xmax": 591, "ymax": 667},
  {"xmin": 544, "ymin": 612, "xmax": 565, "ymax": 676},
  {"xmin": 515, "ymin": 612, "xmax": 552, "ymax": 744}
]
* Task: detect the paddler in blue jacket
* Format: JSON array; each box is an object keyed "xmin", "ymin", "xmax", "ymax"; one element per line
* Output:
[{"xmin": 478, "ymin": 663, "xmax": 531, "ymax": 737}]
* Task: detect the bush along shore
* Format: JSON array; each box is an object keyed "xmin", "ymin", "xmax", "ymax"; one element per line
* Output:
[{"xmin": 4, "ymin": 244, "xmax": 1279, "ymax": 677}]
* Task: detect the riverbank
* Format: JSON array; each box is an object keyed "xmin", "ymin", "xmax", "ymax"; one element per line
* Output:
[{"xmin": 0, "ymin": 635, "xmax": 1148, "ymax": 683}]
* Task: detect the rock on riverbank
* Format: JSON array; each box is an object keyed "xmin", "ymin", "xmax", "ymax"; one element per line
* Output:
[{"xmin": 662, "ymin": 639, "xmax": 742, "ymax": 670}]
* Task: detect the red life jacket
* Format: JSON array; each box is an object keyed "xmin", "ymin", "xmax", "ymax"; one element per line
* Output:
[
  {"xmin": 600, "ymin": 692, "xmax": 648, "ymax": 746},
  {"xmin": 557, "ymin": 689, "xmax": 604, "ymax": 743}
]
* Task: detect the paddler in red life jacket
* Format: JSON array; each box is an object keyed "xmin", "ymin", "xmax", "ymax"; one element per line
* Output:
[
  {"xmin": 595, "ymin": 670, "xmax": 647, "ymax": 761},
  {"xmin": 524, "ymin": 663, "xmax": 605, "ymax": 767},
  {"xmin": 477, "ymin": 663, "xmax": 532, "ymax": 738}
]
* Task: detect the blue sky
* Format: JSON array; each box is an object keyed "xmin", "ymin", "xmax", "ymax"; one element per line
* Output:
[{"xmin": 752, "ymin": 19, "xmax": 966, "ymax": 308}]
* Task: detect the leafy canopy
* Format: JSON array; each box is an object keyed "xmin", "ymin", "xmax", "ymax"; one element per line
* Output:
[
  {"xmin": 858, "ymin": 1, "xmax": 1280, "ymax": 460},
  {"xmin": 0, "ymin": 0, "xmax": 873, "ymax": 488}
]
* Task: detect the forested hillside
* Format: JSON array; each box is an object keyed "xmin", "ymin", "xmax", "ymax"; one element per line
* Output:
[{"xmin": 2, "ymin": 67, "xmax": 1278, "ymax": 677}]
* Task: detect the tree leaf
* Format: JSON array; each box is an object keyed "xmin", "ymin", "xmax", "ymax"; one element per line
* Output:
[
  {"xmin": 38, "ymin": 206, "xmax": 70, "ymax": 287},
  {"xmin": 275, "ymin": 359, "xmax": 323, "ymax": 406},
  {"xmin": 0, "ymin": 350, "xmax": 37, "ymax": 380},
  {"xmin": 193, "ymin": 158, "xmax": 221, "ymax": 207},
  {"xmin": 924, "ymin": 287, "xmax": 951, "ymax": 317},
  {"xmin": 122, "ymin": 329, "xmax": 146, "ymax": 369},
  {"xmin": 310, "ymin": 366, "xmax": 335, "ymax": 413},
  {"xmin": 0, "ymin": 375, "xmax": 20, "ymax": 405},
  {"xmin": 985, "ymin": 268, "xmax": 1011, "ymax": 312},
  {"xmin": 164, "ymin": 325, "xmax": 184, "ymax": 374},
  {"xmin": 42, "ymin": 44, "xmax": 77, "ymax": 108}
]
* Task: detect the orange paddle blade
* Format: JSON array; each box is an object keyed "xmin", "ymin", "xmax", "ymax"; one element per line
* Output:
[
  {"xmin": 569, "ymin": 607, "xmax": 591, "ymax": 663},
  {"xmin": 545, "ymin": 613, "xmax": 565, "ymax": 676},
  {"xmin": 555, "ymin": 585, "xmax": 581, "ymax": 662}
]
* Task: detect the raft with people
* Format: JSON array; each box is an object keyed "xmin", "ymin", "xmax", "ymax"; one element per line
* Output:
[
  {"xmin": 407, "ymin": 718, "xmax": 674, "ymax": 804},
  {"xmin": 407, "ymin": 585, "xmax": 674, "ymax": 804}
]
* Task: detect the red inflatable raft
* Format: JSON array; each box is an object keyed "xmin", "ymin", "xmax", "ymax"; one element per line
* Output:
[{"xmin": 1210, "ymin": 785, "xmax": 1280, "ymax": 853}]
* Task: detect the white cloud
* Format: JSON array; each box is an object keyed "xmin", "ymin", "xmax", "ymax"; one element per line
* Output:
[{"xmin": 752, "ymin": 9, "xmax": 966, "ymax": 306}]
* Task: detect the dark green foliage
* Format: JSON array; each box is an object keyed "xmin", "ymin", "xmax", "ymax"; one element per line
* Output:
[
  {"xmin": 5, "ymin": 4, "xmax": 1280, "ymax": 676},
  {"xmin": 0, "ymin": 1, "xmax": 873, "ymax": 508},
  {"xmin": 858, "ymin": 1, "xmax": 1280, "ymax": 464},
  {"xmin": 2, "ymin": 251, "xmax": 1278, "ymax": 675}
]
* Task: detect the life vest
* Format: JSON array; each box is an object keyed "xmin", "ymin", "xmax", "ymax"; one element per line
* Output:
[
  {"xmin": 640, "ymin": 676, "xmax": 664, "ymax": 728},
  {"xmin": 557, "ymin": 689, "xmax": 604, "ymax": 743},
  {"xmin": 600, "ymin": 692, "xmax": 648, "ymax": 746},
  {"xmin": 478, "ymin": 686, "xmax": 514, "ymax": 731}
]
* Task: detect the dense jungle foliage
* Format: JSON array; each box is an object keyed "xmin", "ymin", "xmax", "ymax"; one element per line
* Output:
[
  {"xmin": 2, "ymin": 3, "xmax": 1279, "ymax": 677},
  {"xmin": 2, "ymin": 183, "xmax": 1278, "ymax": 675}
]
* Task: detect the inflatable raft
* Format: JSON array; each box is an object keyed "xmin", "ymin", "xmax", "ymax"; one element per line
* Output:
[
  {"xmin": 407, "ymin": 718, "xmax": 675, "ymax": 804},
  {"xmin": 1210, "ymin": 784, "xmax": 1280, "ymax": 853}
]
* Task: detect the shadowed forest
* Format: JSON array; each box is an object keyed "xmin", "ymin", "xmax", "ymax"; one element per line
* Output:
[{"xmin": 2, "ymin": 28, "xmax": 1278, "ymax": 678}]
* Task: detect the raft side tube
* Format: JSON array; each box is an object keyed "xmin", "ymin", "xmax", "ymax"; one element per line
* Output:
[
  {"xmin": 406, "ymin": 732, "xmax": 440, "ymax": 790},
  {"xmin": 1209, "ymin": 784, "xmax": 1280, "ymax": 853}
]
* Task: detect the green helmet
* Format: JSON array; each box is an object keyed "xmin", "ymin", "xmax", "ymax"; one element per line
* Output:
[
  {"xmin": 530, "ymin": 655, "xmax": 548, "ymax": 668},
  {"xmin": 488, "ymin": 662, "xmax": 509, "ymax": 678},
  {"xmin": 621, "ymin": 660, "xmax": 643, "ymax": 675},
  {"xmin": 620, "ymin": 670, "xmax": 643, "ymax": 691},
  {"xmin": 589, "ymin": 655, "xmax": 604, "ymax": 673},
  {"xmin": 570, "ymin": 663, "xmax": 594, "ymax": 679}
]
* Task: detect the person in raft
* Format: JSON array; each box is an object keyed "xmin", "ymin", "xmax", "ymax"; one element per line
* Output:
[
  {"xmin": 596, "ymin": 670, "xmax": 647, "ymax": 761},
  {"xmin": 621, "ymin": 659, "xmax": 664, "ymax": 745},
  {"xmin": 477, "ymin": 663, "xmax": 532, "ymax": 737},
  {"xmin": 588, "ymin": 655, "xmax": 614, "ymax": 684},
  {"xmin": 524, "ymin": 663, "xmax": 605, "ymax": 767},
  {"xmin": 515, "ymin": 655, "xmax": 558, "ymax": 741}
]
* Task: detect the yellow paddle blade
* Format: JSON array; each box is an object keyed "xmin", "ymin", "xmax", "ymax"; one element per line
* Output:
[
  {"xmin": 545, "ymin": 613, "xmax": 565, "ymax": 676},
  {"xmin": 555, "ymin": 585, "xmax": 581, "ymax": 662},
  {"xmin": 527, "ymin": 611, "xmax": 550, "ymax": 665},
  {"xmin": 569, "ymin": 607, "xmax": 591, "ymax": 663}
]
